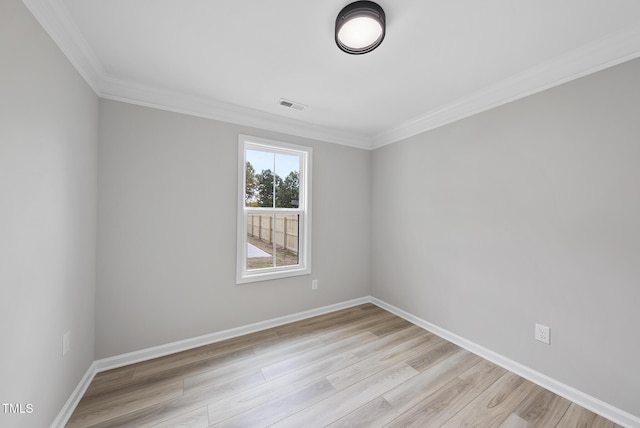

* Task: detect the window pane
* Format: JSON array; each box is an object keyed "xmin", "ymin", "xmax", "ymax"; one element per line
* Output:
[
  {"xmin": 246, "ymin": 213, "xmax": 274, "ymax": 270},
  {"xmin": 275, "ymin": 153, "xmax": 300, "ymax": 208},
  {"xmin": 246, "ymin": 213, "xmax": 299, "ymax": 270},
  {"xmin": 275, "ymin": 214, "xmax": 299, "ymax": 267},
  {"xmin": 245, "ymin": 149, "xmax": 275, "ymax": 208}
]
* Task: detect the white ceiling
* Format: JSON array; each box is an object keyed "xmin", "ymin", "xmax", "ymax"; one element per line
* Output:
[{"xmin": 23, "ymin": 0, "xmax": 640, "ymax": 149}]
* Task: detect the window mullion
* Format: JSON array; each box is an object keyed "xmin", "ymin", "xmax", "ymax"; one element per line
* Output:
[
  {"xmin": 272, "ymin": 152, "xmax": 276, "ymax": 268},
  {"xmin": 270, "ymin": 213, "xmax": 275, "ymax": 268},
  {"xmin": 272, "ymin": 151, "xmax": 276, "ymax": 209}
]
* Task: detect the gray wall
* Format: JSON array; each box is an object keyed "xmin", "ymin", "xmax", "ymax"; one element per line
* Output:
[
  {"xmin": 372, "ymin": 58, "xmax": 640, "ymax": 417},
  {"xmin": 0, "ymin": 0, "xmax": 98, "ymax": 427},
  {"xmin": 96, "ymin": 99, "xmax": 371, "ymax": 358},
  {"xmin": 5, "ymin": 0, "xmax": 639, "ymax": 420}
]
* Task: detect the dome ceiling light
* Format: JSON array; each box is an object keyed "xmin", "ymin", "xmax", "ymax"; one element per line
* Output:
[{"xmin": 335, "ymin": 1, "xmax": 386, "ymax": 55}]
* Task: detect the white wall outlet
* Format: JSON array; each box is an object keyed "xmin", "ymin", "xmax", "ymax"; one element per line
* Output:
[
  {"xmin": 535, "ymin": 323, "xmax": 550, "ymax": 344},
  {"xmin": 312, "ymin": 279, "xmax": 318, "ymax": 290},
  {"xmin": 63, "ymin": 331, "xmax": 71, "ymax": 356}
]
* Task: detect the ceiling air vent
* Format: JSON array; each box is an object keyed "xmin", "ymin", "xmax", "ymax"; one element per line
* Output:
[{"xmin": 279, "ymin": 98, "xmax": 307, "ymax": 111}]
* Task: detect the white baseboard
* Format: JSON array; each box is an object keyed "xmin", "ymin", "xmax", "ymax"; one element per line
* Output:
[
  {"xmin": 370, "ymin": 297, "xmax": 640, "ymax": 428},
  {"xmin": 50, "ymin": 362, "xmax": 98, "ymax": 428},
  {"xmin": 94, "ymin": 296, "xmax": 370, "ymax": 372},
  {"xmin": 52, "ymin": 296, "xmax": 369, "ymax": 427},
  {"xmin": 52, "ymin": 295, "xmax": 639, "ymax": 428}
]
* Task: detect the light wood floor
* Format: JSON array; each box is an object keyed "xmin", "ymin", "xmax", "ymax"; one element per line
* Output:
[{"xmin": 67, "ymin": 304, "xmax": 621, "ymax": 427}]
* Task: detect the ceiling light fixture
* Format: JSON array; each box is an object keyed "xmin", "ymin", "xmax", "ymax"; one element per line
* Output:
[{"xmin": 335, "ymin": 1, "xmax": 386, "ymax": 55}]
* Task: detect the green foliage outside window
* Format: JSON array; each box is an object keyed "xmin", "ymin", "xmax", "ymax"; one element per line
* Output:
[{"xmin": 246, "ymin": 161, "xmax": 299, "ymax": 208}]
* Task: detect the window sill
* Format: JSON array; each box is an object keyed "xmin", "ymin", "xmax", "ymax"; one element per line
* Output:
[{"xmin": 236, "ymin": 266, "xmax": 311, "ymax": 285}]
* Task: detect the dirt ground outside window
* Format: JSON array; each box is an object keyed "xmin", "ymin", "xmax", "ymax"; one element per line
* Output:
[{"xmin": 247, "ymin": 236, "xmax": 299, "ymax": 269}]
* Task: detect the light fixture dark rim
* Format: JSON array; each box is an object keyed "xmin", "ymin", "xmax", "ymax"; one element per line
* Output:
[{"xmin": 335, "ymin": 1, "xmax": 386, "ymax": 55}]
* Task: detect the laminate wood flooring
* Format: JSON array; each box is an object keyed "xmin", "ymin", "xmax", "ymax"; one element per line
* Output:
[{"xmin": 66, "ymin": 304, "xmax": 622, "ymax": 427}]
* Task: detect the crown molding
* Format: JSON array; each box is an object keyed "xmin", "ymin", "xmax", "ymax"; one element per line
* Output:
[
  {"xmin": 20, "ymin": 0, "xmax": 371, "ymax": 149},
  {"xmin": 21, "ymin": 0, "xmax": 104, "ymax": 93},
  {"xmin": 22, "ymin": 0, "xmax": 640, "ymax": 151},
  {"xmin": 20, "ymin": 0, "xmax": 372, "ymax": 149},
  {"xmin": 371, "ymin": 23, "xmax": 640, "ymax": 149},
  {"xmin": 99, "ymin": 76, "xmax": 372, "ymax": 149}
]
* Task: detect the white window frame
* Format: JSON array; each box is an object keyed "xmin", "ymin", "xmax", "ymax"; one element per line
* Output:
[{"xmin": 237, "ymin": 134, "xmax": 312, "ymax": 284}]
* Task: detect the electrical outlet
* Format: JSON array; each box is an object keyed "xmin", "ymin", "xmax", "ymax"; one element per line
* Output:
[
  {"xmin": 312, "ymin": 279, "xmax": 318, "ymax": 290},
  {"xmin": 535, "ymin": 324, "xmax": 550, "ymax": 344},
  {"xmin": 63, "ymin": 331, "xmax": 71, "ymax": 356}
]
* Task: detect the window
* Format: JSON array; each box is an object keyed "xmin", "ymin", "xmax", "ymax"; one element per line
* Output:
[{"xmin": 237, "ymin": 135, "xmax": 312, "ymax": 284}]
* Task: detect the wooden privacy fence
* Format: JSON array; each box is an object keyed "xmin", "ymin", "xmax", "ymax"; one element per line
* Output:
[{"xmin": 247, "ymin": 214, "xmax": 299, "ymax": 254}]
